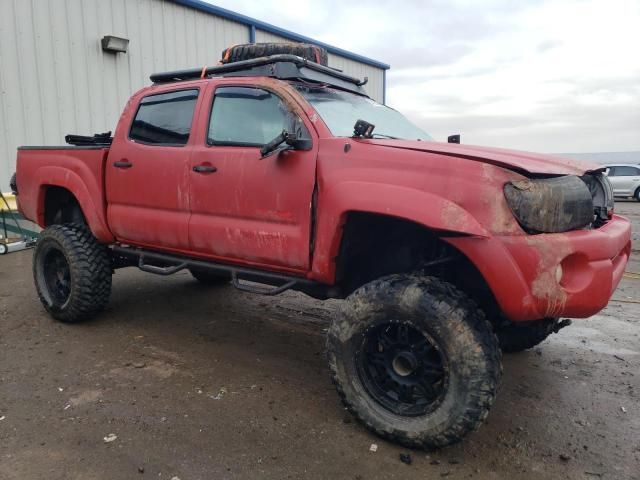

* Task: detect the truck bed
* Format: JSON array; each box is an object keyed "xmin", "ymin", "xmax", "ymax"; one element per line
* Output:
[
  {"xmin": 15, "ymin": 146, "xmax": 113, "ymax": 242},
  {"xmin": 18, "ymin": 146, "xmax": 108, "ymax": 150}
]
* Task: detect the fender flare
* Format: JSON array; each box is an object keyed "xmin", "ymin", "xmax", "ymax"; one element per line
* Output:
[
  {"xmin": 310, "ymin": 181, "xmax": 489, "ymax": 282},
  {"xmin": 35, "ymin": 166, "xmax": 114, "ymax": 243}
]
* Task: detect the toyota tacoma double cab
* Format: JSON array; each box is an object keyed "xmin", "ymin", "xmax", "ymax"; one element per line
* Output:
[{"xmin": 13, "ymin": 43, "xmax": 631, "ymax": 449}]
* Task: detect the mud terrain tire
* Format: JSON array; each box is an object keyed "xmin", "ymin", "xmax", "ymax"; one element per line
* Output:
[
  {"xmin": 327, "ymin": 274, "xmax": 502, "ymax": 449},
  {"xmin": 9, "ymin": 172, "xmax": 17, "ymax": 193},
  {"xmin": 221, "ymin": 42, "xmax": 329, "ymax": 66},
  {"xmin": 33, "ymin": 224, "xmax": 111, "ymax": 322},
  {"xmin": 189, "ymin": 268, "xmax": 229, "ymax": 286},
  {"xmin": 496, "ymin": 318, "xmax": 557, "ymax": 353}
]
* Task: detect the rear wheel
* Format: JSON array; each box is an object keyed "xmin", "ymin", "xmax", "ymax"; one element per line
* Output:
[
  {"xmin": 33, "ymin": 224, "xmax": 112, "ymax": 322},
  {"xmin": 327, "ymin": 274, "xmax": 501, "ymax": 449},
  {"xmin": 9, "ymin": 172, "xmax": 17, "ymax": 194},
  {"xmin": 634, "ymin": 187, "xmax": 640, "ymax": 202}
]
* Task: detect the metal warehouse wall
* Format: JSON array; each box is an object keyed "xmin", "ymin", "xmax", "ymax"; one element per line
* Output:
[
  {"xmin": 327, "ymin": 53, "xmax": 384, "ymax": 103},
  {"xmin": 0, "ymin": 0, "xmax": 386, "ymax": 190}
]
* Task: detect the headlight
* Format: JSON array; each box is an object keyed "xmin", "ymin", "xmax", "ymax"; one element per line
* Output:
[{"xmin": 504, "ymin": 175, "xmax": 593, "ymax": 233}]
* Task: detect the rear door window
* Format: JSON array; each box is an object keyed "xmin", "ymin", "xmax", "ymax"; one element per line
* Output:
[
  {"xmin": 612, "ymin": 166, "xmax": 639, "ymax": 176},
  {"xmin": 207, "ymin": 87, "xmax": 288, "ymax": 146},
  {"xmin": 130, "ymin": 89, "xmax": 199, "ymax": 146}
]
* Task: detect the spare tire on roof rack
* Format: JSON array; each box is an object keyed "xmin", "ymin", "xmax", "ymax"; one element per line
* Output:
[{"xmin": 220, "ymin": 42, "xmax": 329, "ymax": 66}]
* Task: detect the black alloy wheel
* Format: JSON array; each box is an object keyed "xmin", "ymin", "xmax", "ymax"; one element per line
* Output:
[
  {"xmin": 356, "ymin": 322, "xmax": 448, "ymax": 416},
  {"xmin": 42, "ymin": 248, "xmax": 72, "ymax": 305},
  {"xmin": 327, "ymin": 274, "xmax": 502, "ymax": 449},
  {"xmin": 33, "ymin": 224, "xmax": 112, "ymax": 322}
]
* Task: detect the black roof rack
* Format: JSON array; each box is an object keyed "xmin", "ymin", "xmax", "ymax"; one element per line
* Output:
[{"xmin": 149, "ymin": 54, "xmax": 369, "ymax": 96}]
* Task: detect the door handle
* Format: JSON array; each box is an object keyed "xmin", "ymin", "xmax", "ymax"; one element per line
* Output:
[
  {"xmin": 192, "ymin": 164, "xmax": 217, "ymax": 174},
  {"xmin": 113, "ymin": 160, "xmax": 132, "ymax": 169}
]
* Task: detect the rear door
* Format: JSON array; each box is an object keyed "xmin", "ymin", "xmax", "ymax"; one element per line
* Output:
[
  {"xmin": 608, "ymin": 166, "xmax": 640, "ymax": 196},
  {"xmin": 188, "ymin": 82, "xmax": 318, "ymax": 272},
  {"xmin": 106, "ymin": 87, "xmax": 200, "ymax": 250}
]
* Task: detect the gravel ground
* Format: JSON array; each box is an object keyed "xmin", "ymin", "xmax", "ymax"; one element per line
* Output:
[{"xmin": 1, "ymin": 202, "xmax": 639, "ymax": 480}]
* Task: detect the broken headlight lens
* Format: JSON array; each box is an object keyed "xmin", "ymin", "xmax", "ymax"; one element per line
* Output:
[{"xmin": 503, "ymin": 175, "xmax": 594, "ymax": 234}]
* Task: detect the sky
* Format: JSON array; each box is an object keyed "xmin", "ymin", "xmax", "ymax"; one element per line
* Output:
[{"xmin": 209, "ymin": 0, "xmax": 639, "ymax": 154}]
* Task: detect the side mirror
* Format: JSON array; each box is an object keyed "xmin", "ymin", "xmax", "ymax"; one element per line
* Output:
[
  {"xmin": 288, "ymin": 114, "xmax": 312, "ymax": 150},
  {"xmin": 260, "ymin": 114, "xmax": 313, "ymax": 159},
  {"xmin": 260, "ymin": 131, "xmax": 290, "ymax": 158},
  {"xmin": 287, "ymin": 135, "xmax": 312, "ymax": 151},
  {"xmin": 448, "ymin": 134, "xmax": 461, "ymax": 144},
  {"xmin": 260, "ymin": 130, "xmax": 312, "ymax": 159}
]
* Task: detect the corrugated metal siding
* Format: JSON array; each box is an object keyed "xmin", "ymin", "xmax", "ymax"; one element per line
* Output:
[
  {"xmin": 0, "ymin": 0, "xmax": 248, "ymax": 189},
  {"xmin": 256, "ymin": 29, "xmax": 384, "ymax": 102},
  {"xmin": 254, "ymin": 29, "xmax": 290, "ymax": 44},
  {"xmin": 0, "ymin": 1, "xmax": 385, "ymax": 189},
  {"xmin": 327, "ymin": 53, "xmax": 384, "ymax": 103}
]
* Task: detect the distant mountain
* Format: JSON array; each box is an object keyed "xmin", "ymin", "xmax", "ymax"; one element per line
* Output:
[{"xmin": 558, "ymin": 151, "xmax": 640, "ymax": 164}]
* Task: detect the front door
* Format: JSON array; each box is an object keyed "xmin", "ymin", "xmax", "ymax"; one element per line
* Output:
[
  {"xmin": 106, "ymin": 88, "xmax": 200, "ymax": 251},
  {"xmin": 188, "ymin": 83, "xmax": 318, "ymax": 272}
]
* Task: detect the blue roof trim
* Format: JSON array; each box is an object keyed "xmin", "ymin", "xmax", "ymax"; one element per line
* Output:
[
  {"xmin": 169, "ymin": 0, "xmax": 390, "ymax": 70},
  {"xmin": 382, "ymin": 69, "xmax": 386, "ymax": 104}
]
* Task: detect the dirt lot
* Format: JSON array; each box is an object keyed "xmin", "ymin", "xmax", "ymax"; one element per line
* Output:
[{"xmin": 1, "ymin": 203, "xmax": 639, "ymax": 480}]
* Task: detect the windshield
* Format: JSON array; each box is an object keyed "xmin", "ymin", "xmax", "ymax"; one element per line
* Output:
[{"xmin": 294, "ymin": 84, "xmax": 431, "ymax": 140}]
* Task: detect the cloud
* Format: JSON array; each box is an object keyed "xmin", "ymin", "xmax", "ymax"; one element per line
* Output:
[
  {"xmin": 208, "ymin": 0, "xmax": 640, "ymax": 153},
  {"xmin": 406, "ymin": 98, "xmax": 640, "ymax": 152},
  {"xmin": 376, "ymin": 44, "xmax": 474, "ymax": 70},
  {"xmin": 536, "ymin": 39, "xmax": 562, "ymax": 53}
]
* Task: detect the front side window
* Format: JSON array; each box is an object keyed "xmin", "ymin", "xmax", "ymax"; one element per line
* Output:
[
  {"xmin": 208, "ymin": 87, "xmax": 289, "ymax": 146},
  {"xmin": 130, "ymin": 89, "xmax": 199, "ymax": 145}
]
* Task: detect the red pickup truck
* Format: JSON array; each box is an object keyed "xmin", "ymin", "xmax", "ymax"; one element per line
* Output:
[{"xmin": 13, "ymin": 44, "xmax": 631, "ymax": 449}]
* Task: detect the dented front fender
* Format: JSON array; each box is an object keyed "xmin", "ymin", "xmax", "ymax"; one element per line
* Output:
[{"xmin": 309, "ymin": 139, "xmax": 529, "ymax": 283}]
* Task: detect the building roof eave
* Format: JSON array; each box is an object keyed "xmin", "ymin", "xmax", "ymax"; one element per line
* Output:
[{"xmin": 170, "ymin": 0, "xmax": 391, "ymax": 70}]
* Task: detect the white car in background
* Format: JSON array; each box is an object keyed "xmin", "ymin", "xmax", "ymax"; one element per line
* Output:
[{"xmin": 603, "ymin": 164, "xmax": 640, "ymax": 201}]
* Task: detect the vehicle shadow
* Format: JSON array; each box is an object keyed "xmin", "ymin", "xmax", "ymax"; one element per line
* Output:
[{"xmin": 99, "ymin": 268, "xmax": 623, "ymax": 474}]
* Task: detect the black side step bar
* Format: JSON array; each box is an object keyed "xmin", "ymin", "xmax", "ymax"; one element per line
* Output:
[
  {"xmin": 230, "ymin": 272, "xmax": 297, "ymax": 295},
  {"xmin": 112, "ymin": 246, "xmax": 324, "ymax": 297},
  {"xmin": 138, "ymin": 254, "xmax": 187, "ymax": 276}
]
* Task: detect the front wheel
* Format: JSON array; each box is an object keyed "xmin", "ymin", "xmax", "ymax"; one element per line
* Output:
[
  {"xmin": 327, "ymin": 274, "xmax": 501, "ymax": 449},
  {"xmin": 635, "ymin": 187, "xmax": 640, "ymax": 202},
  {"xmin": 33, "ymin": 224, "xmax": 112, "ymax": 322}
]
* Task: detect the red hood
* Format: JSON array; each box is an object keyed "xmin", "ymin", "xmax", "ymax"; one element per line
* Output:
[{"xmin": 363, "ymin": 140, "xmax": 599, "ymax": 176}]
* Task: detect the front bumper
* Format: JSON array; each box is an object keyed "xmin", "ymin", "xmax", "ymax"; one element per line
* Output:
[{"xmin": 445, "ymin": 214, "xmax": 632, "ymax": 321}]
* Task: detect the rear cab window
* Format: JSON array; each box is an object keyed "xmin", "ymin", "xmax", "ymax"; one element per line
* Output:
[{"xmin": 129, "ymin": 89, "xmax": 199, "ymax": 146}]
